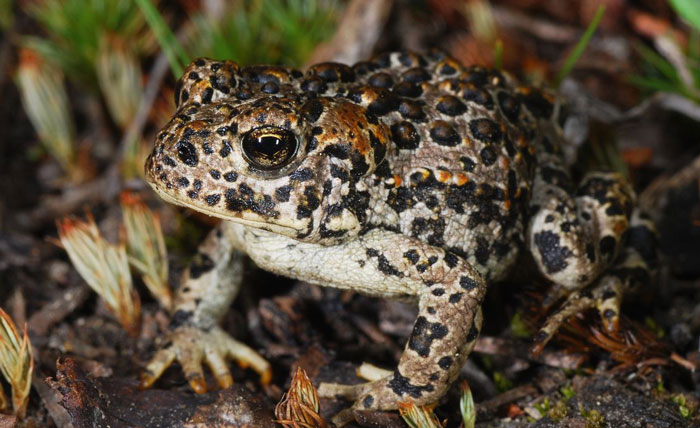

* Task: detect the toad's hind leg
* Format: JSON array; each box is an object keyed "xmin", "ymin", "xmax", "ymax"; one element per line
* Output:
[
  {"xmin": 255, "ymin": 229, "xmax": 487, "ymax": 418},
  {"xmin": 531, "ymin": 210, "xmax": 657, "ymax": 353}
]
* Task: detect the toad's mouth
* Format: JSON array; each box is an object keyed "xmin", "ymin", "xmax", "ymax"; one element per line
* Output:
[{"xmin": 149, "ymin": 183, "xmax": 300, "ymax": 235}]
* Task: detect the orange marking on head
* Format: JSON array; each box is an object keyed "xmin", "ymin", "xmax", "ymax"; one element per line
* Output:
[
  {"xmin": 188, "ymin": 120, "xmax": 208, "ymax": 130},
  {"xmin": 394, "ymin": 175, "xmax": 402, "ymax": 187},
  {"xmin": 437, "ymin": 170, "xmax": 452, "ymax": 183},
  {"xmin": 455, "ymin": 173, "xmax": 469, "ymax": 186}
]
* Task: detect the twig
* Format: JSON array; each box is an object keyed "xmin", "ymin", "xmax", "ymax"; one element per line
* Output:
[
  {"xmin": 304, "ymin": 0, "xmax": 394, "ymax": 66},
  {"xmin": 491, "ymin": 5, "xmax": 579, "ymax": 43},
  {"xmin": 474, "ymin": 336, "xmax": 586, "ymax": 370},
  {"xmin": 476, "ymin": 383, "xmax": 538, "ymax": 415},
  {"xmin": 27, "ymin": 286, "xmax": 90, "ymax": 336}
]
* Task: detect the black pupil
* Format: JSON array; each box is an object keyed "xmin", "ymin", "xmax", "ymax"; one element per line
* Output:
[{"xmin": 242, "ymin": 129, "xmax": 297, "ymax": 170}]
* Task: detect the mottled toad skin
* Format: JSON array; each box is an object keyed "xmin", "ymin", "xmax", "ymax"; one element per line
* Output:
[{"xmin": 143, "ymin": 51, "xmax": 655, "ymax": 415}]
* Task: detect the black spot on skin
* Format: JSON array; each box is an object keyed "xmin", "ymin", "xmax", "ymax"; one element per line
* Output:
[
  {"xmin": 202, "ymin": 142, "xmax": 213, "ymax": 154},
  {"xmin": 322, "ymin": 179, "xmax": 333, "ymax": 197},
  {"xmin": 448, "ymin": 293, "xmax": 463, "ymax": 304},
  {"xmin": 302, "ymin": 98, "xmax": 324, "ymax": 122},
  {"xmin": 366, "ymin": 248, "xmax": 404, "ymax": 277},
  {"xmin": 163, "ymin": 156, "xmax": 177, "ymax": 167},
  {"xmin": 438, "ymin": 63, "xmax": 457, "ymax": 75},
  {"xmin": 261, "ymin": 81, "xmax": 279, "ymax": 94},
  {"xmin": 443, "ymin": 252, "xmax": 459, "ymax": 268},
  {"xmin": 469, "ymin": 118, "xmax": 502, "ymax": 144},
  {"xmin": 466, "ymin": 322, "xmax": 480, "ymax": 341},
  {"xmin": 290, "ymin": 168, "xmax": 314, "ymax": 181},
  {"xmin": 402, "ymin": 67, "xmax": 431, "ymax": 83},
  {"xmin": 431, "ymin": 288, "xmax": 445, "ymax": 296},
  {"xmin": 176, "ymin": 140, "xmax": 198, "ymax": 166},
  {"xmin": 462, "ymin": 87, "xmax": 494, "ymax": 109},
  {"xmin": 368, "ymin": 72, "xmax": 394, "ymax": 88},
  {"xmin": 404, "ymin": 249, "xmax": 420, "ymax": 264},
  {"xmin": 438, "ymin": 356, "xmax": 452, "ymax": 370},
  {"xmin": 586, "ymin": 243, "xmax": 596, "ymax": 263},
  {"xmin": 224, "ymin": 172, "xmax": 238, "ymax": 182},
  {"xmin": 460, "ymin": 276, "xmax": 478, "ymax": 290},
  {"xmin": 300, "ymin": 77, "xmax": 327, "ymax": 93},
  {"xmin": 436, "ymin": 95, "xmax": 467, "ymax": 116},
  {"xmin": 202, "ymin": 87, "xmax": 214, "ymax": 103},
  {"xmin": 311, "ymin": 63, "xmax": 355, "ymax": 83},
  {"xmin": 225, "ymin": 185, "xmax": 279, "ymax": 218},
  {"xmin": 205, "ymin": 194, "xmax": 221, "ymax": 206},
  {"xmin": 427, "ymin": 307, "xmax": 436, "ymax": 314},
  {"xmin": 177, "ymin": 177, "xmax": 190, "ymax": 187},
  {"xmin": 388, "ymin": 369, "xmax": 434, "ymax": 398},
  {"xmin": 497, "ymin": 92, "xmax": 521, "ymax": 122},
  {"xmin": 219, "ymin": 140, "xmax": 232, "ymax": 157},
  {"xmin": 408, "ymin": 316, "xmax": 448, "ymax": 357},
  {"xmin": 367, "ymin": 89, "xmax": 399, "ymax": 116},
  {"xmin": 169, "ymin": 310, "xmax": 193, "ymax": 329},
  {"xmin": 519, "ymin": 90, "xmax": 554, "ymax": 118},
  {"xmin": 190, "ymin": 253, "xmax": 215, "ymax": 279},
  {"xmin": 362, "ymin": 395, "xmax": 374, "ymax": 408},
  {"xmin": 393, "ymin": 81, "xmax": 423, "ymax": 98},
  {"xmin": 460, "ymin": 156, "xmax": 476, "ymax": 172},
  {"xmin": 474, "ymin": 238, "xmax": 490, "ymax": 265},
  {"xmin": 369, "ymin": 131, "xmax": 386, "ymax": 165},
  {"xmin": 430, "ymin": 121, "xmax": 460, "ymax": 146},
  {"xmin": 398, "ymin": 99, "xmax": 426, "ymax": 121},
  {"xmin": 599, "ymin": 235, "xmax": 617, "ymax": 260},
  {"xmin": 210, "ymin": 170, "xmax": 221, "ymax": 180},
  {"xmin": 540, "ymin": 167, "xmax": 571, "ymax": 189},
  {"xmin": 480, "ymin": 146, "xmax": 498, "ymax": 166},
  {"xmin": 391, "ymin": 121, "xmax": 421, "ymax": 150},
  {"xmin": 533, "ymin": 231, "xmax": 573, "ymax": 274}
]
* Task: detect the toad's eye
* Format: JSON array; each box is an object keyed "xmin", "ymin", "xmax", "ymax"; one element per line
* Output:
[{"xmin": 241, "ymin": 127, "xmax": 298, "ymax": 170}]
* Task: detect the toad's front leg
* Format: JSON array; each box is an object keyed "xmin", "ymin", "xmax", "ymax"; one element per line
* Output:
[
  {"xmin": 243, "ymin": 228, "xmax": 487, "ymax": 415},
  {"xmin": 139, "ymin": 223, "xmax": 270, "ymax": 392}
]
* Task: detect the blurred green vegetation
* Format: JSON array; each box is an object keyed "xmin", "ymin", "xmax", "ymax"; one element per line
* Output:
[
  {"xmin": 0, "ymin": 0, "xmax": 13, "ymax": 30},
  {"xmin": 188, "ymin": 0, "xmax": 339, "ymax": 67},
  {"xmin": 630, "ymin": 33, "xmax": 700, "ymax": 103},
  {"xmin": 23, "ymin": 0, "xmax": 154, "ymax": 89},
  {"xmin": 630, "ymin": 0, "xmax": 700, "ymax": 102},
  {"xmin": 139, "ymin": 0, "xmax": 340, "ymax": 77}
]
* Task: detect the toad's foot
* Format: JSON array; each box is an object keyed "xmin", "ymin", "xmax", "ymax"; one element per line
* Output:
[
  {"xmin": 319, "ymin": 375, "xmax": 433, "ymax": 427},
  {"xmin": 532, "ymin": 211, "xmax": 657, "ymax": 354},
  {"xmin": 139, "ymin": 325, "xmax": 271, "ymax": 393}
]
